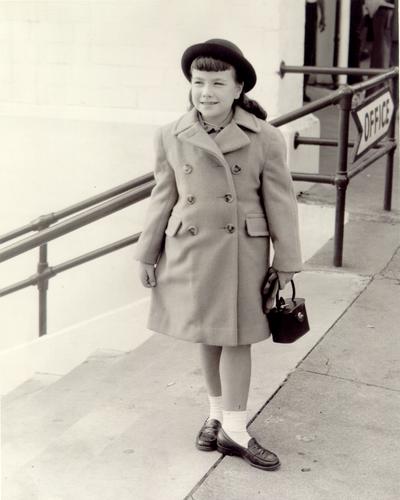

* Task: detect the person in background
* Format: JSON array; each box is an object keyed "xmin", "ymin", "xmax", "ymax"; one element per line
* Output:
[
  {"xmin": 390, "ymin": 0, "xmax": 398, "ymax": 66},
  {"xmin": 348, "ymin": 0, "xmax": 365, "ymax": 85},
  {"xmin": 365, "ymin": 0, "xmax": 396, "ymax": 68},
  {"xmin": 303, "ymin": 0, "xmax": 326, "ymax": 102}
]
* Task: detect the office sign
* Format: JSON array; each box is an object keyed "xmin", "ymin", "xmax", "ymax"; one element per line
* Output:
[{"xmin": 352, "ymin": 88, "xmax": 394, "ymax": 161}]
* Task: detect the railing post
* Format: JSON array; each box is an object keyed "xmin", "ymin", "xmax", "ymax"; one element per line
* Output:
[
  {"xmin": 38, "ymin": 243, "xmax": 49, "ymax": 336},
  {"xmin": 384, "ymin": 71, "xmax": 399, "ymax": 211},
  {"xmin": 333, "ymin": 87, "xmax": 353, "ymax": 267},
  {"xmin": 35, "ymin": 215, "xmax": 53, "ymax": 337}
]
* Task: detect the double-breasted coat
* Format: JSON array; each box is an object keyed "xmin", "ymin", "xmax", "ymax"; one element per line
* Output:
[{"xmin": 134, "ymin": 106, "xmax": 302, "ymax": 346}]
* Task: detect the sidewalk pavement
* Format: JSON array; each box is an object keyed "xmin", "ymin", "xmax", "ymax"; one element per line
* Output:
[
  {"xmin": 189, "ymin": 252, "xmax": 400, "ymax": 500},
  {"xmin": 187, "ymin": 86, "xmax": 400, "ymax": 500}
]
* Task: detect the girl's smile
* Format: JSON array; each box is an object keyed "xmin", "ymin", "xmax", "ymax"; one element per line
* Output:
[{"xmin": 191, "ymin": 68, "xmax": 243, "ymax": 126}]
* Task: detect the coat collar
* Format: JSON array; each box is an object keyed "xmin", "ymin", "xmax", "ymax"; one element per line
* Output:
[{"xmin": 173, "ymin": 106, "xmax": 261, "ymax": 161}]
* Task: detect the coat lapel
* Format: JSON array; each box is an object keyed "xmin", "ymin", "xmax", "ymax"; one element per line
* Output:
[
  {"xmin": 215, "ymin": 106, "xmax": 261, "ymax": 154},
  {"xmin": 173, "ymin": 106, "xmax": 262, "ymax": 162},
  {"xmin": 174, "ymin": 108, "xmax": 226, "ymax": 163}
]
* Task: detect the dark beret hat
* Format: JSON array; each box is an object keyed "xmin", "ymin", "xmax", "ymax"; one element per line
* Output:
[{"xmin": 181, "ymin": 38, "xmax": 257, "ymax": 93}]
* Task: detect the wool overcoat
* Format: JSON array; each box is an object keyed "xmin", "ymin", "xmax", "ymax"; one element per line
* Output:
[{"xmin": 135, "ymin": 106, "xmax": 303, "ymax": 346}]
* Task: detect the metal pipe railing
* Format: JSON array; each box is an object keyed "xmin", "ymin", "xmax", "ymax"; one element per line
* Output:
[
  {"xmin": 347, "ymin": 141, "xmax": 397, "ymax": 180},
  {"xmin": 384, "ymin": 72, "xmax": 399, "ymax": 210},
  {"xmin": 279, "ymin": 65, "xmax": 398, "ymax": 266},
  {"xmin": 350, "ymin": 68, "xmax": 399, "ymax": 92},
  {"xmin": 333, "ymin": 89, "xmax": 353, "ymax": 267},
  {"xmin": 295, "ymin": 136, "xmax": 391, "ymax": 149},
  {"xmin": 0, "ymin": 233, "xmax": 140, "ymax": 298},
  {"xmin": 292, "ymin": 172, "xmax": 336, "ymax": 185},
  {"xmin": 270, "ymin": 88, "xmax": 344, "ymax": 127},
  {"xmin": 0, "ymin": 172, "xmax": 154, "ymax": 245},
  {"xmin": 0, "ymin": 65, "xmax": 397, "ymax": 337},
  {"xmin": 0, "ymin": 181, "xmax": 154, "ymax": 264},
  {"xmin": 279, "ymin": 61, "xmax": 389, "ymax": 78}
]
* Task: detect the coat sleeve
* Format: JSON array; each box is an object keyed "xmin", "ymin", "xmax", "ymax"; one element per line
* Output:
[
  {"xmin": 261, "ymin": 126, "xmax": 303, "ymax": 272},
  {"xmin": 134, "ymin": 127, "xmax": 178, "ymax": 265}
]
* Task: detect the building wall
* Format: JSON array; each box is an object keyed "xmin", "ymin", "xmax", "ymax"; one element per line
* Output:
[
  {"xmin": 0, "ymin": 0, "xmax": 305, "ymax": 117},
  {"xmin": 0, "ymin": 1, "xmax": 318, "ymax": 361}
]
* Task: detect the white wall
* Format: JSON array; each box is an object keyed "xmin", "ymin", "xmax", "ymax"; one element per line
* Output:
[
  {"xmin": 0, "ymin": 0, "xmax": 305, "ymax": 116},
  {"xmin": 0, "ymin": 1, "xmax": 318, "ymax": 360}
]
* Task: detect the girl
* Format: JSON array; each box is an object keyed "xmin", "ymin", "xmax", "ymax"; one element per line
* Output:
[{"xmin": 135, "ymin": 39, "xmax": 302, "ymax": 471}]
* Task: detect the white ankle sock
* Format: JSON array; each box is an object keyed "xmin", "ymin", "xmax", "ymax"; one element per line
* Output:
[
  {"xmin": 222, "ymin": 410, "xmax": 252, "ymax": 447},
  {"xmin": 208, "ymin": 395, "xmax": 223, "ymax": 422}
]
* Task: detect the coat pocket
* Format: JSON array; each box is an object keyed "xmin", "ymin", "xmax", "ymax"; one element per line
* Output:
[
  {"xmin": 245, "ymin": 214, "xmax": 269, "ymax": 237},
  {"xmin": 165, "ymin": 215, "xmax": 182, "ymax": 237}
]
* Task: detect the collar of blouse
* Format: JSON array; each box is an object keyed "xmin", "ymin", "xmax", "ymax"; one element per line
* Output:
[
  {"xmin": 198, "ymin": 110, "xmax": 233, "ymax": 134},
  {"xmin": 174, "ymin": 106, "xmax": 261, "ymax": 136}
]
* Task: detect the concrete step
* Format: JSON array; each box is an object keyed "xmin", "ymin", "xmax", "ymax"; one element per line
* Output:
[
  {"xmin": 2, "ymin": 349, "xmax": 128, "ymax": 477},
  {"xmin": 2, "ymin": 270, "xmax": 369, "ymax": 500},
  {"xmin": 3, "ymin": 372, "xmax": 62, "ymax": 406}
]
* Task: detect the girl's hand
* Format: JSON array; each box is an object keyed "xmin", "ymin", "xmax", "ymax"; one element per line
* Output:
[
  {"xmin": 277, "ymin": 271, "xmax": 294, "ymax": 290},
  {"xmin": 262, "ymin": 267, "xmax": 280, "ymax": 313},
  {"xmin": 139, "ymin": 262, "xmax": 157, "ymax": 287}
]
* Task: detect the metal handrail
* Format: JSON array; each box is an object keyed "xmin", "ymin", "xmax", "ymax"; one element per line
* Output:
[
  {"xmin": 0, "ymin": 172, "xmax": 154, "ymax": 245},
  {"xmin": 0, "ymin": 64, "xmax": 398, "ymax": 336},
  {"xmin": 0, "ymin": 233, "xmax": 141, "ymax": 298},
  {"xmin": 347, "ymin": 141, "xmax": 397, "ymax": 180},
  {"xmin": 279, "ymin": 62, "xmax": 389, "ymax": 78},
  {"xmin": 0, "ymin": 181, "xmax": 154, "ymax": 263},
  {"xmin": 279, "ymin": 64, "xmax": 398, "ymax": 266}
]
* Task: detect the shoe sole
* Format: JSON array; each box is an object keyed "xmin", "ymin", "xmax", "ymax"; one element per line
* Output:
[
  {"xmin": 196, "ymin": 442, "xmax": 217, "ymax": 452},
  {"xmin": 217, "ymin": 443, "xmax": 281, "ymax": 471}
]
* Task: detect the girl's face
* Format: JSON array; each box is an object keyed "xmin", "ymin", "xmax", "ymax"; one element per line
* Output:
[{"xmin": 191, "ymin": 68, "xmax": 243, "ymax": 125}]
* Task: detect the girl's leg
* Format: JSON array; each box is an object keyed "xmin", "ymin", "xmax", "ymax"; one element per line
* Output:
[
  {"xmin": 196, "ymin": 344, "xmax": 223, "ymax": 452},
  {"xmin": 217, "ymin": 345, "xmax": 280, "ymax": 469},
  {"xmin": 220, "ymin": 344, "xmax": 252, "ymax": 446},
  {"xmin": 199, "ymin": 344, "xmax": 222, "ymax": 396},
  {"xmin": 199, "ymin": 344, "xmax": 223, "ymax": 421},
  {"xmin": 220, "ymin": 344, "xmax": 251, "ymax": 410}
]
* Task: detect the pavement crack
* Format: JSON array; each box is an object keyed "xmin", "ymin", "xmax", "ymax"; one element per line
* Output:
[
  {"xmin": 378, "ymin": 246, "xmax": 400, "ymax": 279},
  {"xmin": 184, "ymin": 455, "xmax": 225, "ymax": 499},
  {"xmin": 299, "ymin": 368, "xmax": 400, "ymax": 393},
  {"xmin": 324, "ymin": 357, "xmax": 331, "ymax": 375}
]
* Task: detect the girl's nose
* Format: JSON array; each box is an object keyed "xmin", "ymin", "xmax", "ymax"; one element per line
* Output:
[{"xmin": 201, "ymin": 84, "xmax": 213, "ymax": 97}]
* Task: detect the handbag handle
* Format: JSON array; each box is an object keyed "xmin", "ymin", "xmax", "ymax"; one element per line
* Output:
[{"xmin": 275, "ymin": 280, "xmax": 296, "ymax": 311}]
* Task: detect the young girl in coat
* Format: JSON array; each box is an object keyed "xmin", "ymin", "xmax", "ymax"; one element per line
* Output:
[{"xmin": 135, "ymin": 39, "xmax": 302, "ymax": 471}]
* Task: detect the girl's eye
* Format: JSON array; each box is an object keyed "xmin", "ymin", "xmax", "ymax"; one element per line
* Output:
[
  {"xmin": 214, "ymin": 82, "xmax": 224, "ymax": 86},
  {"xmin": 192, "ymin": 81, "xmax": 202, "ymax": 85}
]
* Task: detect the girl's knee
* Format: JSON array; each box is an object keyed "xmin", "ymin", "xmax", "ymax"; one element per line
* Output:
[
  {"xmin": 224, "ymin": 344, "xmax": 250, "ymax": 353},
  {"xmin": 200, "ymin": 344, "xmax": 222, "ymax": 356},
  {"xmin": 222, "ymin": 345, "xmax": 251, "ymax": 360}
]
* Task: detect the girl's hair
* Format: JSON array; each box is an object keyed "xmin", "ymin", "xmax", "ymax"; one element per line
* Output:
[{"xmin": 189, "ymin": 56, "xmax": 267, "ymax": 121}]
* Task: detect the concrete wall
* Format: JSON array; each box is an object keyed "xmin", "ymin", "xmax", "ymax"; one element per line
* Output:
[
  {"xmin": 0, "ymin": 1, "xmax": 320, "ymax": 378},
  {"xmin": 0, "ymin": 0, "xmax": 305, "ymax": 116}
]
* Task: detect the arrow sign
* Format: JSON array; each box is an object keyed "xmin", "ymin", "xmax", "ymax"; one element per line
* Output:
[{"xmin": 352, "ymin": 87, "xmax": 394, "ymax": 161}]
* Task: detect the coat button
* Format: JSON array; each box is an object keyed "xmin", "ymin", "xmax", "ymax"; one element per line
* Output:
[
  {"xmin": 188, "ymin": 225, "xmax": 198, "ymax": 235},
  {"xmin": 225, "ymin": 224, "xmax": 235, "ymax": 234},
  {"xmin": 187, "ymin": 194, "xmax": 196, "ymax": 204},
  {"xmin": 224, "ymin": 193, "xmax": 233, "ymax": 203},
  {"xmin": 183, "ymin": 164, "xmax": 193, "ymax": 174},
  {"xmin": 231, "ymin": 165, "xmax": 242, "ymax": 175}
]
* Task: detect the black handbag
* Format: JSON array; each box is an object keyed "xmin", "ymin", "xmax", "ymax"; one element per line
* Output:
[{"xmin": 266, "ymin": 280, "xmax": 310, "ymax": 344}]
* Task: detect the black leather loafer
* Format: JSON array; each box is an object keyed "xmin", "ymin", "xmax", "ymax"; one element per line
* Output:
[
  {"xmin": 217, "ymin": 428, "xmax": 280, "ymax": 471},
  {"xmin": 196, "ymin": 419, "xmax": 221, "ymax": 451}
]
